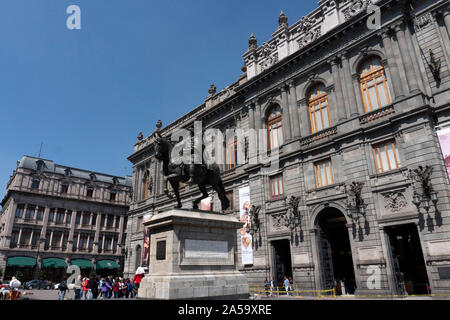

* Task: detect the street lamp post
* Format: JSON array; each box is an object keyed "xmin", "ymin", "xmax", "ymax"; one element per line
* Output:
[{"xmin": 408, "ymin": 165, "xmax": 438, "ymax": 214}]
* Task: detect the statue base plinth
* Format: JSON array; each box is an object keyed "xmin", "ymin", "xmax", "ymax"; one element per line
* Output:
[{"xmin": 138, "ymin": 209, "xmax": 249, "ymax": 300}]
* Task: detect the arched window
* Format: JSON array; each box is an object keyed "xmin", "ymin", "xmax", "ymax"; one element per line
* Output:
[
  {"xmin": 135, "ymin": 245, "xmax": 142, "ymax": 268},
  {"xmin": 267, "ymin": 105, "xmax": 283, "ymax": 150},
  {"xmin": 359, "ymin": 56, "xmax": 391, "ymax": 112},
  {"xmin": 308, "ymin": 84, "xmax": 330, "ymax": 133}
]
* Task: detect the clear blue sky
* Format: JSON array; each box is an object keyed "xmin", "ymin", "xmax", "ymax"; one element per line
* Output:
[{"xmin": 0, "ymin": 0, "xmax": 316, "ymax": 200}]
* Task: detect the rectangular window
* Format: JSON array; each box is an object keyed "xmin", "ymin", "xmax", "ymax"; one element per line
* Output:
[
  {"xmin": 15, "ymin": 204, "xmax": 24, "ymax": 218},
  {"xmin": 66, "ymin": 211, "xmax": 72, "ymax": 224},
  {"xmin": 24, "ymin": 205, "xmax": 35, "ymax": 220},
  {"xmin": 106, "ymin": 215, "xmax": 114, "ymax": 227},
  {"xmin": 11, "ymin": 230, "xmax": 19, "ymax": 247},
  {"xmin": 56, "ymin": 209, "xmax": 65, "ymax": 224},
  {"xmin": 75, "ymin": 212, "xmax": 81, "ymax": 225},
  {"xmin": 372, "ymin": 140, "xmax": 399, "ymax": 173},
  {"xmin": 88, "ymin": 236, "xmax": 93, "ymax": 250},
  {"xmin": 314, "ymin": 159, "xmax": 334, "ymax": 188},
  {"xmin": 86, "ymin": 187, "xmax": 93, "ymax": 198},
  {"xmin": 31, "ymin": 232, "xmax": 39, "ymax": 247},
  {"xmin": 36, "ymin": 207, "xmax": 44, "ymax": 221},
  {"xmin": 115, "ymin": 216, "xmax": 120, "ymax": 228},
  {"xmin": 61, "ymin": 184, "xmax": 69, "ymax": 194},
  {"xmin": 48, "ymin": 209, "xmax": 55, "ymax": 222},
  {"xmin": 104, "ymin": 237, "xmax": 112, "ymax": 250},
  {"xmin": 82, "ymin": 213, "xmax": 90, "ymax": 225},
  {"xmin": 269, "ymin": 174, "xmax": 284, "ymax": 199},
  {"xmin": 31, "ymin": 179, "xmax": 40, "ymax": 190},
  {"xmin": 225, "ymin": 191, "xmax": 234, "ymax": 211},
  {"xmin": 137, "ymin": 216, "xmax": 143, "ymax": 232},
  {"xmin": 20, "ymin": 230, "xmax": 31, "ymax": 246},
  {"xmin": 52, "ymin": 232, "xmax": 62, "ymax": 248},
  {"xmin": 100, "ymin": 215, "xmax": 106, "ymax": 227},
  {"xmin": 79, "ymin": 234, "xmax": 88, "ymax": 249},
  {"xmin": 110, "ymin": 191, "xmax": 116, "ymax": 201},
  {"xmin": 92, "ymin": 214, "xmax": 97, "ymax": 226},
  {"xmin": 62, "ymin": 233, "xmax": 68, "ymax": 249}
]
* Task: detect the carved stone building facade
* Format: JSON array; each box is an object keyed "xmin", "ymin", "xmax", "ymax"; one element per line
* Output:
[
  {"xmin": 0, "ymin": 156, "xmax": 132, "ymax": 282},
  {"xmin": 125, "ymin": 0, "xmax": 450, "ymax": 295}
]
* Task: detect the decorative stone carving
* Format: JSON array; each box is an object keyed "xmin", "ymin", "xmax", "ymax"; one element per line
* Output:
[
  {"xmin": 272, "ymin": 212, "xmax": 288, "ymax": 231},
  {"xmin": 342, "ymin": 0, "xmax": 373, "ymax": 21},
  {"xmin": 278, "ymin": 11, "xmax": 288, "ymax": 28},
  {"xmin": 259, "ymin": 53, "xmax": 279, "ymax": 71},
  {"xmin": 414, "ymin": 12, "xmax": 432, "ymax": 29},
  {"xmin": 297, "ymin": 15, "xmax": 315, "ymax": 33},
  {"xmin": 208, "ymin": 84, "xmax": 217, "ymax": 97},
  {"xmin": 383, "ymin": 192, "xmax": 407, "ymax": 213},
  {"xmin": 137, "ymin": 132, "xmax": 143, "ymax": 141},
  {"xmin": 248, "ymin": 33, "xmax": 257, "ymax": 50},
  {"xmin": 297, "ymin": 28, "xmax": 322, "ymax": 49}
]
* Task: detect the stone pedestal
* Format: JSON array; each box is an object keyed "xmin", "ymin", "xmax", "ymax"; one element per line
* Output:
[{"xmin": 138, "ymin": 209, "xmax": 249, "ymax": 300}]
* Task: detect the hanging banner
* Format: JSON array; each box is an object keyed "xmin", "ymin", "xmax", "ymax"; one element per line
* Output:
[
  {"xmin": 239, "ymin": 186, "xmax": 253, "ymax": 265},
  {"xmin": 142, "ymin": 227, "xmax": 150, "ymax": 268},
  {"xmin": 437, "ymin": 126, "xmax": 450, "ymax": 180}
]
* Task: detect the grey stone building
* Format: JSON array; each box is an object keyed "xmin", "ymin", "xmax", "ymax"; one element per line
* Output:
[
  {"xmin": 0, "ymin": 156, "xmax": 132, "ymax": 282},
  {"xmin": 124, "ymin": 0, "xmax": 450, "ymax": 296}
]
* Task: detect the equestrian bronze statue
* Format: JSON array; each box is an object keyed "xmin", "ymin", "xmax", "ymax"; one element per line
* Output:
[{"xmin": 153, "ymin": 128, "xmax": 230, "ymax": 212}]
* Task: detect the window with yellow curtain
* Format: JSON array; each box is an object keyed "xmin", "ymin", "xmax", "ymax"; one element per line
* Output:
[
  {"xmin": 267, "ymin": 105, "xmax": 283, "ymax": 150},
  {"xmin": 309, "ymin": 84, "xmax": 331, "ymax": 133},
  {"xmin": 314, "ymin": 158, "xmax": 334, "ymax": 188},
  {"xmin": 143, "ymin": 170, "xmax": 149, "ymax": 199},
  {"xmin": 359, "ymin": 56, "xmax": 391, "ymax": 112},
  {"xmin": 372, "ymin": 140, "xmax": 399, "ymax": 173}
]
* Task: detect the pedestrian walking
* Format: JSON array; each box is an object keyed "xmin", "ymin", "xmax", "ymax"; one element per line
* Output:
[
  {"xmin": 90, "ymin": 276, "xmax": 99, "ymax": 299},
  {"xmin": 113, "ymin": 277, "xmax": 120, "ymax": 298},
  {"xmin": 289, "ymin": 277, "xmax": 294, "ymax": 293},
  {"xmin": 269, "ymin": 278, "xmax": 274, "ymax": 297},
  {"xmin": 264, "ymin": 278, "xmax": 270, "ymax": 296},
  {"xmin": 284, "ymin": 277, "xmax": 290, "ymax": 296},
  {"xmin": 133, "ymin": 267, "xmax": 145, "ymax": 297},
  {"xmin": 58, "ymin": 277, "xmax": 69, "ymax": 300},
  {"xmin": 81, "ymin": 277, "xmax": 90, "ymax": 299},
  {"xmin": 125, "ymin": 279, "xmax": 131, "ymax": 298},
  {"xmin": 105, "ymin": 276, "xmax": 113, "ymax": 298}
]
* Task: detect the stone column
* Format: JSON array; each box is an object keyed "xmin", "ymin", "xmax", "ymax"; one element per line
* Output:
[
  {"xmin": 288, "ymin": 81, "xmax": 301, "ymax": 138},
  {"xmin": 248, "ymin": 103, "xmax": 255, "ymax": 130},
  {"xmin": 280, "ymin": 85, "xmax": 292, "ymax": 141},
  {"xmin": 379, "ymin": 27, "xmax": 404, "ymax": 99},
  {"xmin": 101, "ymin": 235, "xmax": 106, "ymax": 252},
  {"xmin": 254, "ymin": 99, "xmax": 262, "ymax": 131},
  {"xmin": 117, "ymin": 215, "xmax": 125, "ymax": 249},
  {"xmin": 94, "ymin": 212, "xmax": 101, "ymax": 253},
  {"xmin": 341, "ymin": 51, "xmax": 359, "ymax": 116},
  {"xmin": 352, "ymin": 74, "xmax": 365, "ymax": 112},
  {"xmin": 49, "ymin": 230, "xmax": 54, "ymax": 249},
  {"xmin": 67, "ymin": 209, "xmax": 77, "ymax": 248},
  {"xmin": 17, "ymin": 228, "xmax": 23, "ymax": 247},
  {"xmin": 298, "ymin": 99, "xmax": 310, "ymax": 137},
  {"xmin": 444, "ymin": 7, "xmax": 450, "ymax": 32},
  {"xmin": 328, "ymin": 57, "xmax": 347, "ymax": 121},
  {"xmin": 394, "ymin": 20, "xmax": 421, "ymax": 94},
  {"xmin": 76, "ymin": 233, "xmax": 81, "ymax": 251},
  {"xmin": 39, "ymin": 207, "xmax": 50, "ymax": 250}
]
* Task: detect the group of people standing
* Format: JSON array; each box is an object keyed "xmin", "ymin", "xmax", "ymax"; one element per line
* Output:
[
  {"xmin": 264, "ymin": 276, "xmax": 294, "ymax": 296},
  {"xmin": 58, "ymin": 271, "xmax": 144, "ymax": 300}
]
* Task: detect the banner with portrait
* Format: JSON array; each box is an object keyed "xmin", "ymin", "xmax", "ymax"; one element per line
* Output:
[
  {"xmin": 141, "ymin": 215, "xmax": 151, "ymax": 268},
  {"xmin": 437, "ymin": 126, "xmax": 450, "ymax": 181},
  {"xmin": 239, "ymin": 186, "xmax": 253, "ymax": 265}
]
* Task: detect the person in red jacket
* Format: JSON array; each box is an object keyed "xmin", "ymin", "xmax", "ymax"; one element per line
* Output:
[
  {"xmin": 133, "ymin": 267, "xmax": 145, "ymax": 297},
  {"xmin": 81, "ymin": 277, "xmax": 90, "ymax": 299},
  {"xmin": 113, "ymin": 278, "xmax": 120, "ymax": 298}
]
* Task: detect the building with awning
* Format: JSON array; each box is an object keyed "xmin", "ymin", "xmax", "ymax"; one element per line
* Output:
[
  {"xmin": 0, "ymin": 155, "xmax": 131, "ymax": 283},
  {"xmin": 96, "ymin": 259, "xmax": 120, "ymax": 270},
  {"xmin": 41, "ymin": 258, "xmax": 66, "ymax": 268},
  {"xmin": 70, "ymin": 259, "xmax": 94, "ymax": 269},
  {"xmin": 6, "ymin": 256, "xmax": 36, "ymax": 267}
]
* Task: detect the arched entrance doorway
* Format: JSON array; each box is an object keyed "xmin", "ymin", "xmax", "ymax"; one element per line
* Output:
[{"xmin": 315, "ymin": 207, "xmax": 356, "ymax": 295}]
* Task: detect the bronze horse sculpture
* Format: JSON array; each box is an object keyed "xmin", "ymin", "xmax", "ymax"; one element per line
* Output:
[{"xmin": 154, "ymin": 130, "xmax": 230, "ymax": 212}]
